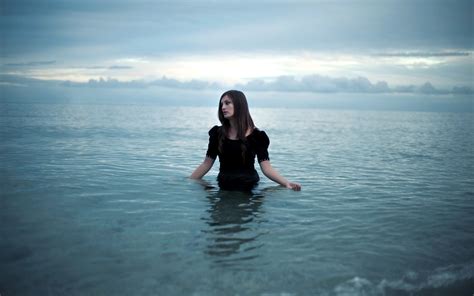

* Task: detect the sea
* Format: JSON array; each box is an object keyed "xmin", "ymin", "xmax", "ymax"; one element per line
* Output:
[{"xmin": 1, "ymin": 100, "xmax": 473, "ymax": 296}]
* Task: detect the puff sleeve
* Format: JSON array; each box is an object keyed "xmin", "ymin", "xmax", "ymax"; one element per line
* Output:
[
  {"xmin": 205, "ymin": 125, "xmax": 219, "ymax": 160},
  {"xmin": 255, "ymin": 130, "xmax": 270, "ymax": 163}
]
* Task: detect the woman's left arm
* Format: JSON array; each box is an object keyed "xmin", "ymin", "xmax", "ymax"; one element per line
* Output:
[{"xmin": 259, "ymin": 160, "xmax": 301, "ymax": 191}]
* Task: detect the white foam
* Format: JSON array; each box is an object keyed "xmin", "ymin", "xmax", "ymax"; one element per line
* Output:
[
  {"xmin": 334, "ymin": 277, "xmax": 375, "ymax": 296},
  {"xmin": 334, "ymin": 261, "xmax": 474, "ymax": 296}
]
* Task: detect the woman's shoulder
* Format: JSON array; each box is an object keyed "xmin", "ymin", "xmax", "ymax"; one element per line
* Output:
[
  {"xmin": 250, "ymin": 128, "xmax": 270, "ymax": 146},
  {"xmin": 251, "ymin": 127, "xmax": 268, "ymax": 137},
  {"xmin": 209, "ymin": 125, "xmax": 221, "ymax": 136}
]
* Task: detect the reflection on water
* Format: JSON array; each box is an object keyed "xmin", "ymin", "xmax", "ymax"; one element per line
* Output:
[{"xmin": 200, "ymin": 184, "xmax": 277, "ymax": 268}]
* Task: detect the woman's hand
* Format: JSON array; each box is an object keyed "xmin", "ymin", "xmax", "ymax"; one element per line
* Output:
[
  {"xmin": 286, "ymin": 182, "xmax": 301, "ymax": 191},
  {"xmin": 260, "ymin": 161, "xmax": 301, "ymax": 191}
]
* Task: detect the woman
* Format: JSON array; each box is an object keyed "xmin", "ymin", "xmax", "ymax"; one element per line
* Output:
[{"xmin": 190, "ymin": 90, "xmax": 301, "ymax": 191}]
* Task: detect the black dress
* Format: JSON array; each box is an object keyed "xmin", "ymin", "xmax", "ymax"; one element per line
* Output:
[{"xmin": 206, "ymin": 125, "xmax": 270, "ymax": 191}]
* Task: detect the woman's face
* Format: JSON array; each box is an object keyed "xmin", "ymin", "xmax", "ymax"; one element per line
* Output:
[{"xmin": 221, "ymin": 95, "xmax": 234, "ymax": 119}]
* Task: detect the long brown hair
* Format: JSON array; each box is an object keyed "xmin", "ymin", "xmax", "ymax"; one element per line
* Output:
[{"xmin": 217, "ymin": 90, "xmax": 255, "ymax": 158}]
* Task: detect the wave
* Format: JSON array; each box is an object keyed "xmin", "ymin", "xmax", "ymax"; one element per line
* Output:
[{"xmin": 334, "ymin": 261, "xmax": 474, "ymax": 296}]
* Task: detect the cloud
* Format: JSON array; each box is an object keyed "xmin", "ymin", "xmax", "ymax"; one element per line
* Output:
[
  {"xmin": 59, "ymin": 76, "xmax": 222, "ymax": 90},
  {"xmin": 417, "ymin": 82, "xmax": 440, "ymax": 94},
  {"xmin": 1, "ymin": 1, "xmax": 471, "ymax": 92},
  {"xmin": 373, "ymin": 52, "xmax": 470, "ymax": 58},
  {"xmin": 3, "ymin": 60, "xmax": 56, "ymax": 67},
  {"xmin": 1, "ymin": 0, "xmax": 472, "ymax": 59},
  {"xmin": 236, "ymin": 75, "xmax": 473, "ymax": 95},
  {"xmin": 1, "ymin": 74, "xmax": 472, "ymax": 112},
  {"xmin": 148, "ymin": 76, "xmax": 222, "ymax": 90},
  {"xmin": 80, "ymin": 65, "xmax": 133, "ymax": 70},
  {"xmin": 84, "ymin": 66, "xmax": 107, "ymax": 69},
  {"xmin": 0, "ymin": 74, "xmax": 52, "ymax": 85},
  {"xmin": 451, "ymin": 86, "xmax": 474, "ymax": 95},
  {"xmin": 108, "ymin": 65, "xmax": 133, "ymax": 70},
  {"xmin": 2, "ymin": 73, "xmax": 471, "ymax": 95}
]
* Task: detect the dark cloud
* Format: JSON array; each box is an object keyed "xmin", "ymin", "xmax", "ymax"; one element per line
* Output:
[
  {"xmin": 237, "ymin": 75, "xmax": 473, "ymax": 95},
  {"xmin": 373, "ymin": 52, "xmax": 470, "ymax": 57},
  {"xmin": 108, "ymin": 65, "xmax": 133, "ymax": 70},
  {"xmin": 84, "ymin": 66, "xmax": 107, "ymax": 69},
  {"xmin": 0, "ymin": 74, "xmax": 53, "ymax": 85},
  {"xmin": 80, "ymin": 65, "xmax": 132, "ymax": 69},
  {"xmin": 393, "ymin": 85, "xmax": 417, "ymax": 93},
  {"xmin": 59, "ymin": 76, "xmax": 222, "ymax": 90},
  {"xmin": 0, "ymin": 0, "xmax": 472, "ymax": 58},
  {"xmin": 417, "ymin": 82, "xmax": 441, "ymax": 94},
  {"xmin": 451, "ymin": 86, "xmax": 474, "ymax": 95},
  {"xmin": 3, "ymin": 60, "xmax": 56, "ymax": 67}
]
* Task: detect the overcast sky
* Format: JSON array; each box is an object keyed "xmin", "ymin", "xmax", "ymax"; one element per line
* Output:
[{"xmin": 1, "ymin": 0, "xmax": 473, "ymax": 93}]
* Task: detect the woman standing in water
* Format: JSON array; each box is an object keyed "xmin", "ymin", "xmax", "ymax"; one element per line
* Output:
[{"xmin": 190, "ymin": 90, "xmax": 301, "ymax": 191}]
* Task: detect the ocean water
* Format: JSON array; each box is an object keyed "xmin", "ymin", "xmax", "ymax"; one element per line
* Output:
[{"xmin": 1, "ymin": 101, "xmax": 473, "ymax": 296}]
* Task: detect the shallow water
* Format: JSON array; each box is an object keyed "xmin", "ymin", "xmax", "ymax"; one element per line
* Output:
[{"xmin": 1, "ymin": 102, "xmax": 473, "ymax": 295}]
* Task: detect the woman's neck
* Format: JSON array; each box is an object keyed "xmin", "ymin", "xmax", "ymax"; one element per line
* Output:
[
  {"xmin": 226, "ymin": 119, "xmax": 253, "ymax": 138},
  {"xmin": 228, "ymin": 118, "xmax": 237, "ymax": 130},
  {"xmin": 226, "ymin": 119, "xmax": 239, "ymax": 139}
]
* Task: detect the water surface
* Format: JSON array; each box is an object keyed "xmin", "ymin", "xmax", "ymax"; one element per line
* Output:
[{"xmin": 1, "ymin": 102, "xmax": 473, "ymax": 295}]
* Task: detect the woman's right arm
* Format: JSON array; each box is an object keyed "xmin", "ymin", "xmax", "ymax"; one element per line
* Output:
[{"xmin": 190, "ymin": 156, "xmax": 215, "ymax": 179}]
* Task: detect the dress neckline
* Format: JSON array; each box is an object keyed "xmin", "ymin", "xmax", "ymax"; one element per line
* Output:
[{"xmin": 225, "ymin": 128, "xmax": 256, "ymax": 141}]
